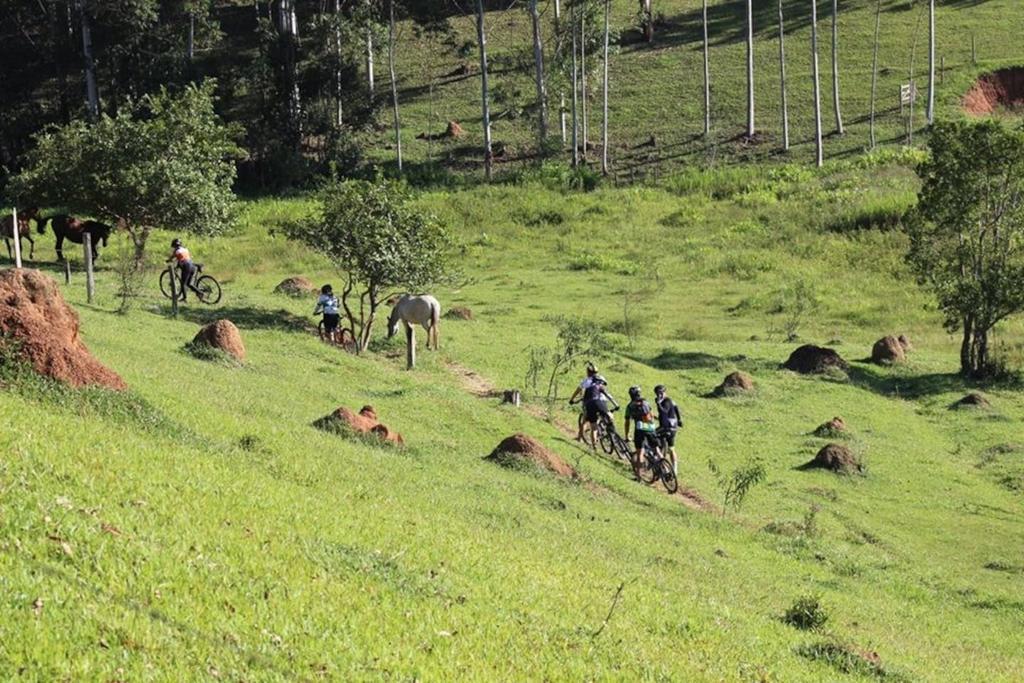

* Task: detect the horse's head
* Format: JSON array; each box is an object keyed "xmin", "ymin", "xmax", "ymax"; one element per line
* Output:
[
  {"xmin": 35, "ymin": 216, "xmax": 50, "ymax": 235},
  {"xmin": 386, "ymin": 303, "xmax": 401, "ymax": 339},
  {"xmin": 97, "ymin": 222, "xmax": 112, "ymax": 247}
]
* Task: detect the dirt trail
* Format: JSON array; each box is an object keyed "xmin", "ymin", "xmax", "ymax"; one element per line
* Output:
[{"xmin": 444, "ymin": 360, "xmax": 712, "ymax": 512}]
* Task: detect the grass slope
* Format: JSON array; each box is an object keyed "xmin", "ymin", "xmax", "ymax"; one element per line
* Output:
[{"xmin": 2, "ymin": 161, "xmax": 1024, "ymax": 679}]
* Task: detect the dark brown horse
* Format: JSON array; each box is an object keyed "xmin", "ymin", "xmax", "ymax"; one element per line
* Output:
[
  {"xmin": 1, "ymin": 207, "xmax": 39, "ymax": 260},
  {"xmin": 38, "ymin": 214, "xmax": 112, "ymax": 262}
]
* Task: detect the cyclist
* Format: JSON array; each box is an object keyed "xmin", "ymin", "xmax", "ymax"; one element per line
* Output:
[
  {"xmin": 654, "ymin": 384, "xmax": 683, "ymax": 474},
  {"xmin": 314, "ymin": 284, "xmax": 342, "ymax": 343},
  {"xmin": 570, "ymin": 374, "xmax": 619, "ymax": 450},
  {"xmin": 568, "ymin": 361, "xmax": 600, "ymax": 442},
  {"xmin": 623, "ymin": 385, "xmax": 661, "ymax": 479},
  {"xmin": 166, "ymin": 238, "xmax": 200, "ymax": 301}
]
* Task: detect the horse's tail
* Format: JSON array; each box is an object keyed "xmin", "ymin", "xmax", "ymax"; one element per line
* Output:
[{"xmin": 431, "ymin": 300, "xmax": 441, "ymax": 349}]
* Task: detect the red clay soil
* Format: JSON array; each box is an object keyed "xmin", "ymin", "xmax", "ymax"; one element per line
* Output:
[
  {"xmin": 808, "ymin": 443, "xmax": 862, "ymax": 474},
  {"xmin": 192, "ymin": 319, "xmax": 246, "ymax": 362},
  {"xmin": 951, "ymin": 392, "xmax": 992, "ymax": 410},
  {"xmin": 486, "ymin": 433, "xmax": 577, "ymax": 478},
  {"xmin": 711, "ymin": 371, "xmax": 755, "ymax": 397},
  {"xmin": 444, "ymin": 306, "xmax": 473, "ymax": 321},
  {"xmin": 963, "ymin": 68, "xmax": 1024, "ymax": 115},
  {"xmin": 871, "ymin": 335, "xmax": 906, "ymax": 364},
  {"xmin": 0, "ymin": 269, "xmax": 126, "ymax": 390},
  {"xmin": 813, "ymin": 416, "xmax": 847, "ymax": 438},
  {"xmin": 783, "ymin": 344, "xmax": 849, "ymax": 375},
  {"xmin": 315, "ymin": 404, "xmax": 404, "ymax": 444}
]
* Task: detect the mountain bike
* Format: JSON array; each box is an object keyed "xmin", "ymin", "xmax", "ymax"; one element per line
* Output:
[
  {"xmin": 160, "ymin": 264, "xmax": 222, "ymax": 304},
  {"xmin": 631, "ymin": 431, "xmax": 678, "ymax": 494}
]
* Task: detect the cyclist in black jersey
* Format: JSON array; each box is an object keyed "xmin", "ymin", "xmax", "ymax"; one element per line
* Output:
[{"xmin": 573, "ymin": 374, "xmax": 619, "ymax": 450}]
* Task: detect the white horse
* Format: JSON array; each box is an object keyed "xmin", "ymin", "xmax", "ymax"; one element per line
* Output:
[{"xmin": 387, "ymin": 294, "xmax": 441, "ymax": 351}]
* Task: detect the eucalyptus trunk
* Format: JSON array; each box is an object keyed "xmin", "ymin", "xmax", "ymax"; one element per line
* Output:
[
  {"xmin": 702, "ymin": 0, "xmax": 710, "ymax": 136},
  {"xmin": 810, "ymin": 0, "xmax": 823, "ymax": 167},
  {"xmin": 76, "ymin": 0, "xmax": 99, "ymax": 118},
  {"xmin": 601, "ymin": 0, "xmax": 610, "ymax": 175},
  {"xmin": 831, "ymin": 0, "xmax": 844, "ymax": 135},
  {"xmin": 388, "ymin": 0, "xmax": 402, "ymax": 171},
  {"xmin": 926, "ymin": 0, "xmax": 935, "ymax": 123},
  {"xmin": 778, "ymin": 0, "xmax": 789, "ymax": 151},
  {"xmin": 571, "ymin": 8, "xmax": 579, "ymax": 167},
  {"xmin": 640, "ymin": 0, "xmax": 653, "ymax": 42},
  {"xmin": 869, "ymin": 0, "xmax": 882, "ymax": 148},
  {"xmin": 475, "ymin": 0, "xmax": 493, "ymax": 181},
  {"xmin": 745, "ymin": 0, "xmax": 755, "ymax": 137},
  {"xmin": 334, "ymin": 0, "xmax": 344, "ymax": 127},
  {"xmin": 366, "ymin": 0, "xmax": 375, "ymax": 98},
  {"xmin": 530, "ymin": 0, "xmax": 549, "ymax": 145}
]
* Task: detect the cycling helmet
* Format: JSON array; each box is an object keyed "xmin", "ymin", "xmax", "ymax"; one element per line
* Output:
[
  {"xmin": 321, "ymin": 284, "xmax": 333, "ymax": 294},
  {"xmin": 171, "ymin": 238, "xmax": 182, "ymax": 248},
  {"xmin": 654, "ymin": 384, "xmax": 666, "ymax": 396},
  {"xmin": 628, "ymin": 386, "xmax": 642, "ymax": 400},
  {"xmin": 586, "ymin": 361, "xmax": 598, "ymax": 376},
  {"xmin": 592, "ymin": 374, "xmax": 607, "ymax": 385}
]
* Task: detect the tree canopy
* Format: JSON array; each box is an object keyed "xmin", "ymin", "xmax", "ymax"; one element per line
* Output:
[{"xmin": 908, "ymin": 119, "xmax": 1024, "ymax": 377}]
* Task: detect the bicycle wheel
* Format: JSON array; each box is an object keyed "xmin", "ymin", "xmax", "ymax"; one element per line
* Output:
[
  {"xmin": 633, "ymin": 447, "xmax": 657, "ymax": 484},
  {"xmin": 612, "ymin": 433, "xmax": 632, "ymax": 462},
  {"xmin": 159, "ymin": 269, "xmax": 175, "ymax": 300},
  {"xmin": 318, "ymin": 319, "xmax": 327, "ymax": 342},
  {"xmin": 660, "ymin": 459, "xmax": 679, "ymax": 494},
  {"xmin": 194, "ymin": 275, "xmax": 222, "ymax": 304},
  {"xmin": 598, "ymin": 421, "xmax": 615, "ymax": 456}
]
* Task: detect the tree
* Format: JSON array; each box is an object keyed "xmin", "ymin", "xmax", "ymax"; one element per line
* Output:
[
  {"xmin": 639, "ymin": 0, "xmax": 653, "ymax": 43},
  {"xmin": 387, "ymin": 0, "xmax": 402, "ymax": 172},
  {"xmin": 571, "ymin": 2, "xmax": 580, "ymax": 167},
  {"xmin": 529, "ymin": 0, "xmax": 549, "ymax": 145},
  {"xmin": 601, "ymin": 0, "xmax": 610, "ymax": 175},
  {"xmin": 831, "ymin": 0, "xmax": 844, "ymax": 135},
  {"xmin": 745, "ymin": 0, "xmax": 755, "ymax": 138},
  {"xmin": 778, "ymin": 0, "xmax": 789, "ymax": 151},
  {"xmin": 76, "ymin": 0, "xmax": 99, "ymax": 118},
  {"xmin": 475, "ymin": 0, "xmax": 493, "ymax": 181},
  {"xmin": 702, "ymin": 0, "xmax": 710, "ymax": 136},
  {"xmin": 907, "ymin": 120, "xmax": 1024, "ymax": 378},
  {"xmin": 279, "ymin": 178, "xmax": 454, "ymax": 353},
  {"xmin": 869, "ymin": 0, "xmax": 882, "ymax": 148},
  {"xmin": 926, "ymin": 0, "xmax": 935, "ymax": 124},
  {"xmin": 810, "ymin": 0, "xmax": 823, "ymax": 167},
  {"xmin": 11, "ymin": 82, "xmax": 240, "ymax": 265},
  {"xmin": 277, "ymin": 0, "xmax": 301, "ymax": 142}
]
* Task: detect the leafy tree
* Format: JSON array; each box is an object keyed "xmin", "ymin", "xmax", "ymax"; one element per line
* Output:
[
  {"xmin": 908, "ymin": 120, "xmax": 1024, "ymax": 378},
  {"xmin": 279, "ymin": 178, "xmax": 454, "ymax": 353},
  {"xmin": 11, "ymin": 81, "xmax": 240, "ymax": 266}
]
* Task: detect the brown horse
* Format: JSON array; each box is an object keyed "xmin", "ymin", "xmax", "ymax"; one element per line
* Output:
[
  {"xmin": 37, "ymin": 214, "xmax": 112, "ymax": 262},
  {"xmin": 1, "ymin": 207, "xmax": 39, "ymax": 261}
]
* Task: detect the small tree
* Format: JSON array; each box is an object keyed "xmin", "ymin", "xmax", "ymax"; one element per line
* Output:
[
  {"xmin": 12, "ymin": 81, "xmax": 239, "ymax": 266},
  {"xmin": 908, "ymin": 120, "xmax": 1024, "ymax": 378},
  {"xmin": 523, "ymin": 315, "xmax": 607, "ymax": 410},
  {"xmin": 279, "ymin": 178, "xmax": 453, "ymax": 353},
  {"xmin": 707, "ymin": 458, "xmax": 766, "ymax": 515}
]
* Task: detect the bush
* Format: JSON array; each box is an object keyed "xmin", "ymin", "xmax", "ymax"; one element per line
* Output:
[
  {"xmin": 567, "ymin": 250, "xmax": 638, "ymax": 275},
  {"xmin": 783, "ymin": 595, "xmax": 829, "ymax": 630}
]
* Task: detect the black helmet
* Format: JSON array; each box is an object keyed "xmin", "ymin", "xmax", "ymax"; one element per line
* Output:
[
  {"xmin": 586, "ymin": 361, "xmax": 598, "ymax": 376},
  {"xmin": 321, "ymin": 284, "xmax": 333, "ymax": 294},
  {"xmin": 171, "ymin": 238, "xmax": 182, "ymax": 248},
  {"xmin": 654, "ymin": 384, "xmax": 666, "ymax": 396},
  {"xmin": 628, "ymin": 386, "xmax": 642, "ymax": 400},
  {"xmin": 592, "ymin": 374, "xmax": 607, "ymax": 385}
]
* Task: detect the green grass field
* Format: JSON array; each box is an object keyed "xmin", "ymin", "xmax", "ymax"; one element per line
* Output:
[
  {"xmin": 360, "ymin": 0, "xmax": 1024, "ymax": 178},
  {"xmin": 2, "ymin": 156, "xmax": 1023, "ymax": 679}
]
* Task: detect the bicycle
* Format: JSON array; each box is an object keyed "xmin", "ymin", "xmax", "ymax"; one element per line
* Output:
[
  {"xmin": 570, "ymin": 402, "xmax": 625, "ymax": 457},
  {"xmin": 160, "ymin": 264, "xmax": 222, "ymax": 304},
  {"xmin": 317, "ymin": 318, "xmax": 355, "ymax": 347},
  {"xmin": 631, "ymin": 431, "xmax": 679, "ymax": 494}
]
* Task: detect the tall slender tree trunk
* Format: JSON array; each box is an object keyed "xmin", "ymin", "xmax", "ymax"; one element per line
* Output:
[
  {"xmin": 778, "ymin": 0, "xmax": 789, "ymax": 151},
  {"xmin": 831, "ymin": 0, "xmax": 844, "ymax": 135},
  {"xmin": 555, "ymin": 0, "xmax": 561, "ymax": 22},
  {"xmin": 702, "ymin": 0, "xmax": 710, "ymax": 136},
  {"xmin": 334, "ymin": 0, "xmax": 344, "ymax": 127},
  {"xmin": 51, "ymin": 0, "xmax": 72, "ymax": 123},
  {"xmin": 388, "ymin": 0, "xmax": 402, "ymax": 171},
  {"xmin": 581, "ymin": 13, "xmax": 588, "ymax": 157},
  {"xmin": 476, "ymin": 0, "xmax": 493, "ymax": 181},
  {"xmin": 279, "ymin": 0, "xmax": 301, "ymax": 140},
  {"xmin": 187, "ymin": 11, "xmax": 195, "ymax": 61},
  {"xmin": 76, "ymin": 0, "xmax": 99, "ymax": 118},
  {"xmin": 810, "ymin": 0, "xmax": 823, "ymax": 167},
  {"xmin": 529, "ymin": 0, "xmax": 549, "ymax": 145},
  {"xmin": 869, "ymin": 0, "xmax": 882, "ymax": 148},
  {"xmin": 640, "ymin": 0, "xmax": 653, "ymax": 42},
  {"xmin": 601, "ymin": 0, "xmax": 610, "ymax": 175},
  {"xmin": 366, "ymin": 0, "xmax": 375, "ymax": 99},
  {"xmin": 571, "ymin": 7, "xmax": 579, "ymax": 167},
  {"xmin": 926, "ymin": 0, "xmax": 935, "ymax": 123},
  {"xmin": 745, "ymin": 0, "xmax": 755, "ymax": 137}
]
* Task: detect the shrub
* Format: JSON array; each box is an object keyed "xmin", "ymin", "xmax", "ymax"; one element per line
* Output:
[{"xmin": 783, "ymin": 595, "xmax": 829, "ymax": 630}]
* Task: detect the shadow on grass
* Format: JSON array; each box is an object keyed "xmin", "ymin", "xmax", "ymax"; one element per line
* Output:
[
  {"xmin": 635, "ymin": 348, "xmax": 781, "ymax": 375},
  {"xmin": 846, "ymin": 364, "xmax": 969, "ymax": 400},
  {"xmin": 172, "ymin": 305, "xmax": 315, "ymax": 334}
]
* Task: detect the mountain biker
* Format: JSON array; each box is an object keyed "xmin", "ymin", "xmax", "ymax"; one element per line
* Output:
[
  {"xmin": 623, "ymin": 386, "xmax": 661, "ymax": 479},
  {"xmin": 568, "ymin": 361, "xmax": 600, "ymax": 441},
  {"xmin": 570, "ymin": 374, "xmax": 619, "ymax": 450},
  {"xmin": 166, "ymin": 238, "xmax": 200, "ymax": 301},
  {"xmin": 654, "ymin": 384, "xmax": 683, "ymax": 474},
  {"xmin": 314, "ymin": 284, "xmax": 341, "ymax": 343}
]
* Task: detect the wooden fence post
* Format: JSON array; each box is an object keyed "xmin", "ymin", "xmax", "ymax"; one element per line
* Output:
[
  {"xmin": 83, "ymin": 233, "xmax": 95, "ymax": 303},
  {"xmin": 64, "ymin": 259, "xmax": 71, "ymax": 284},
  {"xmin": 405, "ymin": 324, "xmax": 415, "ymax": 369},
  {"xmin": 11, "ymin": 207, "xmax": 22, "ymax": 268},
  {"xmin": 167, "ymin": 263, "xmax": 178, "ymax": 317}
]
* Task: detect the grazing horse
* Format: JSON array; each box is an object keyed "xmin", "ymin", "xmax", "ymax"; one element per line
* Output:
[
  {"xmin": 38, "ymin": 214, "xmax": 112, "ymax": 262},
  {"xmin": 387, "ymin": 294, "xmax": 441, "ymax": 351},
  {"xmin": 1, "ymin": 207, "xmax": 39, "ymax": 260}
]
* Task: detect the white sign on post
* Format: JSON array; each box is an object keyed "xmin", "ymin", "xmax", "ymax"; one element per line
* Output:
[
  {"xmin": 11, "ymin": 207, "xmax": 22, "ymax": 268},
  {"xmin": 900, "ymin": 83, "xmax": 918, "ymax": 113}
]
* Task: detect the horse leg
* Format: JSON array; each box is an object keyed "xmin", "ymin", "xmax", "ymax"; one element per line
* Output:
[
  {"xmin": 4, "ymin": 238, "xmax": 10, "ymax": 259},
  {"xmin": 55, "ymin": 234, "xmax": 64, "ymax": 262},
  {"xmin": 26, "ymin": 235, "xmax": 34, "ymax": 260}
]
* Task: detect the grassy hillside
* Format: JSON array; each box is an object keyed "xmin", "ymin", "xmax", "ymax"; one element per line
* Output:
[
  {"xmin": 2, "ymin": 159, "xmax": 1023, "ymax": 679},
  {"xmin": 370, "ymin": 0, "xmax": 1024, "ymax": 178}
]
